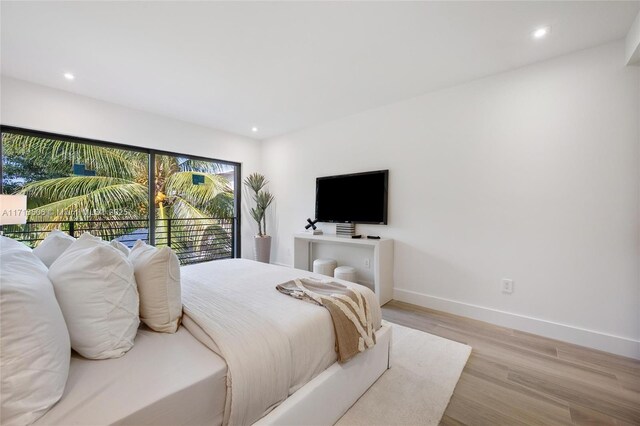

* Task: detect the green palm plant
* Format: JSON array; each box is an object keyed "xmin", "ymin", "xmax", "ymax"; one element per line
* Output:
[
  {"xmin": 2, "ymin": 133, "xmax": 234, "ymax": 251},
  {"xmin": 244, "ymin": 173, "xmax": 274, "ymax": 237}
]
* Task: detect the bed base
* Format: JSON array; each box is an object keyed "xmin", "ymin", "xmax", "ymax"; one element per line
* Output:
[{"xmin": 255, "ymin": 323, "xmax": 392, "ymax": 426}]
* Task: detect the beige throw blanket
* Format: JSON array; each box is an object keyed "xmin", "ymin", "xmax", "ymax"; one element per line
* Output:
[{"xmin": 276, "ymin": 278, "xmax": 376, "ymax": 362}]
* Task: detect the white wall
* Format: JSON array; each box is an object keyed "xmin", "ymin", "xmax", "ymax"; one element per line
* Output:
[
  {"xmin": 0, "ymin": 76, "xmax": 262, "ymax": 259},
  {"xmin": 262, "ymin": 41, "xmax": 640, "ymax": 358}
]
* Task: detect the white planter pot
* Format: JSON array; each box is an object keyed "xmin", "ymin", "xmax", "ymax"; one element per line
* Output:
[{"xmin": 254, "ymin": 235, "xmax": 271, "ymax": 263}]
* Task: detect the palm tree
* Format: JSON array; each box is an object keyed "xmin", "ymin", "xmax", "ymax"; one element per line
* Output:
[{"xmin": 2, "ymin": 133, "xmax": 234, "ymax": 255}]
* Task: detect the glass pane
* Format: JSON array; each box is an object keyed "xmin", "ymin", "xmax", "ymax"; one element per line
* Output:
[
  {"xmin": 154, "ymin": 154, "xmax": 236, "ymax": 263},
  {"xmin": 1, "ymin": 132, "xmax": 149, "ymax": 247}
]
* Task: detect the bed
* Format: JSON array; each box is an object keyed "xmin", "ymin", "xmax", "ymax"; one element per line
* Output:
[
  {"xmin": 34, "ymin": 326, "xmax": 228, "ymax": 426},
  {"xmin": 37, "ymin": 259, "xmax": 391, "ymax": 425}
]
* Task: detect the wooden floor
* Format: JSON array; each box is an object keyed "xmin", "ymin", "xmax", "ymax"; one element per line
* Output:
[{"xmin": 381, "ymin": 300, "xmax": 640, "ymax": 426}]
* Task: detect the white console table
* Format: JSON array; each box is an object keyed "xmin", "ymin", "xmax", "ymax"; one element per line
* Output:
[{"xmin": 293, "ymin": 233, "xmax": 394, "ymax": 305}]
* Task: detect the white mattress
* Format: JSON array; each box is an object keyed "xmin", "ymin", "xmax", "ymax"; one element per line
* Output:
[{"xmin": 35, "ymin": 326, "xmax": 227, "ymax": 426}]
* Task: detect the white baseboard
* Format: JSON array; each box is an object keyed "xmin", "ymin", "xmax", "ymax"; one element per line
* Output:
[{"xmin": 393, "ymin": 288, "xmax": 640, "ymax": 360}]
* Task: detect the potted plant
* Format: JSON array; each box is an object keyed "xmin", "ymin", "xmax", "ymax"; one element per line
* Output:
[{"xmin": 244, "ymin": 173, "xmax": 275, "ymax": 263}]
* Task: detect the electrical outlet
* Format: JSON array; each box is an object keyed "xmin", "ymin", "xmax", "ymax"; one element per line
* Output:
[
  {"xmin": 502, "ymin": 279, "xmax": 514, "ymax": 294},
  {"xmin": 364, "ymin": 258, "xmax": 370, "ymax": 269}
]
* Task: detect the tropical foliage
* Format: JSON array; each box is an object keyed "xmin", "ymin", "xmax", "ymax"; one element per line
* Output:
[
  {"xmin": 1, "ymin": 133, "xmax": 235, "ymax": 255},
  {"xmin": 2, "ymin": 151, "xmax": 67, "ymax": 194},
  {"xmin": 244, "ymin": 172, "xmax": 274, "ymax": 237}
]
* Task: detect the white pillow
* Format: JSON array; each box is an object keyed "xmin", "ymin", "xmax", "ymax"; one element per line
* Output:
[
  {"xmin": 0, "ymin": 235, "xmax": 30, "ymax": 253},
  {"xmin": 48, "ymin": 233, "xmax": 140, "ymax": 359},
  {"xmin": 0, "ymin": 249, "xmax": 70, "ymax": 426},
  {"xmin": 110, "ymin": 239, "xmax": 130, "ymax": 256},
  {"xmin": 33, "ymin": 229, "xmax": 75, "ymax": 267},
  {"xmin": 129, "ymin": 240, "xmax": 182, "ymax": 333}
]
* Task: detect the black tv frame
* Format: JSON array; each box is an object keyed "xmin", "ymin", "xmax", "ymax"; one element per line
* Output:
[{"xmin": 315, "ymin": 169, "xmax": 389, "ymax": 225}]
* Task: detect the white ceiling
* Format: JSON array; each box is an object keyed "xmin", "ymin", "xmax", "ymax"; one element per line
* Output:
[{"xmin": 1, "ymin": 1, "xmax": 639, "ymax": 139}]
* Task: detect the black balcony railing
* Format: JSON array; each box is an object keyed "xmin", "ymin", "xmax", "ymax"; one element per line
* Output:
[
  {"xmin": 156, "ymin": 217, "xmax": 235, "ymax": 264},
  {"xmin": 2, "ymin": 217, "xmax": 236, "ymax": 265}
]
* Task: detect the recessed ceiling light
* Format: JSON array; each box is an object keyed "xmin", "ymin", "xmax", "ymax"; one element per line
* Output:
[
  {"xmin": 251, "ymin": 127, "xmax": 258, "ymax": 133},
  {"xmin": 532, "ymin": 27, "xmax": 550, "ymax": 39},
  {"xmin": 64, "ymin": 72, "xmax": 75, "ymax": 80}
]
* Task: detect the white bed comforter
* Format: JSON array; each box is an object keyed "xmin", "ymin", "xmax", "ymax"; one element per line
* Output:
[{"xmin": 180, "ymin": 259, "xmax": 381, "ymax": 426}]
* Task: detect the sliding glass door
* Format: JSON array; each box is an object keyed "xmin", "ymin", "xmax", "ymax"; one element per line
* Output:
[
  {"xmin": 1, "ymin": 130, "xmax": 150, "ymax": 245},
  {"xmin": 0, "ymin": 127, "xmax": 240, "ymax": 263},
  {"xmin": 153, "ymin": 153, "xmax": 237, "ymax": 263}
]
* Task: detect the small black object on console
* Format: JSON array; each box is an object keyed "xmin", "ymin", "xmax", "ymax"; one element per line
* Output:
[{"xmin": 305, "ymin": 218, "xmax": 319, "ymax": 230}]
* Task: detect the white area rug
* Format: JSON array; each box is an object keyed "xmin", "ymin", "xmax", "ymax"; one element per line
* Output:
[{"xmin": 336, "ymin": 322, "xmax": 471, "ymax": 426}]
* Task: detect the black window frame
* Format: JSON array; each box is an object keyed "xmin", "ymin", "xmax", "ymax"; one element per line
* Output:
[{"xmin": 0, "ymin": 125, "xmax": 242, "ymax": 258}]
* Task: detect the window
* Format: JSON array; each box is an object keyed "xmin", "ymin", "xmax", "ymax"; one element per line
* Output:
[
  {"xmin": 153, "ymin": 153, "xmax": 238, "ymax": 263},
  {"xmin": 0, "ymin": 127, "xmax": 240, "ymax": 263}
]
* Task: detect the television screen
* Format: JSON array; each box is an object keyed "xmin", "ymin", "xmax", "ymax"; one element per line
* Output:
[{"xmin": 315, "ymin": 170, "xmax": 388, "ymax": 224}]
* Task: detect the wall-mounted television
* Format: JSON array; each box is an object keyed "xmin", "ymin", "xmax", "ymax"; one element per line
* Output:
[{"xmin": 315, "ymin": 170, "xmax": 388, "ymax": 224}]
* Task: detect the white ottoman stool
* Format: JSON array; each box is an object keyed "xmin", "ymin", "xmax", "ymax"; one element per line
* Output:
[
  {"xmin": 313, "ymin": 258, "xmax": 337, "ymax": 277},
  {"xmin": 334, "ymin": 265, "xmax": 356, "ymax": 282}
]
